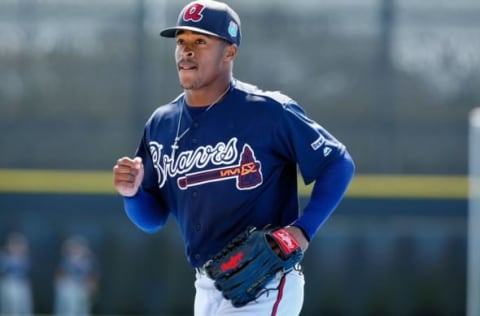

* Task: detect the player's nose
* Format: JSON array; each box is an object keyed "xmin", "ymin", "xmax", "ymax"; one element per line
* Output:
[
  {"xmin": 177, "ymin": 50, "xmax": 194, "ymax": 61},
  {"xmin": 178, "ymin": 44, "xmax": 194, "ymax": 57}
]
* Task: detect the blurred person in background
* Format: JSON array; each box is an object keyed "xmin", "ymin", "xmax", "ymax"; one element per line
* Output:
[
  {"xmin": 54, "ymin": 235, "xmax": 99, "ymax": 316},
  {"xmin": 0, "ymin": 232, "xmax": 33, "ymax": 316}
]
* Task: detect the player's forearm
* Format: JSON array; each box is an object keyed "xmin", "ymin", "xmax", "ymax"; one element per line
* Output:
[
  {"xmin": 123, "ymin": 187, "xmax": 169, "ymax": 233},
  {"xmin": 294, "ymin": 151, "xmax": 355, "ymax": 241}
]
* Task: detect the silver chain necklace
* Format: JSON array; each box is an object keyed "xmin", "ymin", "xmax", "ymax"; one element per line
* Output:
[{"xmin": 171, "ymin": 85, "xmax": 231, "ymax": 155}]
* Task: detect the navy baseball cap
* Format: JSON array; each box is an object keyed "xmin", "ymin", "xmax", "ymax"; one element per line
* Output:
[{"xmin": 160, "ymin": 0, "xmax": 241, "ymax": 46}]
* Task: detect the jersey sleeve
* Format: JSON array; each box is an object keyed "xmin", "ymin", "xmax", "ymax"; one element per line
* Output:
[
  {"xmin": 274, "ymin": 101, "xmax": 347, "ymax": 184},
  {"xmin": 122, "ymin": 125, "xmax": 170, "ymax": 233},
  {"xmin": 135, "ymin": 124, "xmax": 162, "ymax": 193},
  {"xmin": 293, "ymin": 151, "xmax": 355, "ymax": 240},
  {"xmin": 123, "ymin": 187, "xmax": 169, "ymax": 233},
  {"xmin": 272, "ymin": 100, "xmax": 355, "ymax": 240}
]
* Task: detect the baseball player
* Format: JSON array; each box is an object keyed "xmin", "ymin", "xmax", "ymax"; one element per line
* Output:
[
  {"xmin": 113, "ymin": 1, "xmax": 355, "ymax": 315},
  {"xmin": 0, "ymin": 232, "xmax": 33, "ymax": 316},
  {"xmin": 54, "ymin": 235, "xmax": 99, "ymax": 316}
]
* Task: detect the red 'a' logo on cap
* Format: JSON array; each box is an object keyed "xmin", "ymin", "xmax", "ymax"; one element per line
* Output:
[{"xmin": 183, "ymin": 3, "xmax": 205, "ymax": 22}]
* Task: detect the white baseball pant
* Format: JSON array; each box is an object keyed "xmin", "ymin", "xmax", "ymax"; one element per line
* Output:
[{"xmin": 194, "ymin": 268, "xmax": 304, "ymax": 316}]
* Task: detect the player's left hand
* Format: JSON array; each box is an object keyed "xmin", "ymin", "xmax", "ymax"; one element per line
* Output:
[
  {"xmin": 282, "ymin": 226, "xmax": 309, "ymax": 252},
  {"xmin": 266, "ymin": 226, "xmax": 309, "ymax": 257}
]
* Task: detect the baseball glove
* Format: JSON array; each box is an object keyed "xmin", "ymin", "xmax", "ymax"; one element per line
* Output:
[{"xmin": 204, "ymin": 226, "xmax": 304, "ymax": 307}]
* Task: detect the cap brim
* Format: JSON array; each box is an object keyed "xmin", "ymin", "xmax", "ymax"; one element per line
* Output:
[{"xmin": 160, "ymin": 26, "xmax": 221, "ymax": 39}]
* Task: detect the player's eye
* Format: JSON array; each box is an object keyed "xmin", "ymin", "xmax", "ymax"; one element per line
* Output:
[{"xmin": 195, "ymin": 38, "xmax": 207, "ymax": 45}]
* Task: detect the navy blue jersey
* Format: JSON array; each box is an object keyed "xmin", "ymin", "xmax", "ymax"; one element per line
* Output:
[
  {"xmin": 133, "ymin": 79, "xmax": 347, "ymax": 267},
  {"xmin": 0, "ymin": 251, "xmax": 30, "ymax": 280},
  {"xmin": 58, "ymin": 255, "xmax": 97, "ymax": 283}
]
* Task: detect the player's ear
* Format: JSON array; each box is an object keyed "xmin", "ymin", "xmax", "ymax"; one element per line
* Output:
[{"xmin": 224, "ymin": 44, "xmax": 238, "ymax": 61}]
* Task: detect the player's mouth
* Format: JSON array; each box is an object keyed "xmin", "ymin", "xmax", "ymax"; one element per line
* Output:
[{"xmin": 178, "ymin": 61, "xmax": 198, "ymax": 72}]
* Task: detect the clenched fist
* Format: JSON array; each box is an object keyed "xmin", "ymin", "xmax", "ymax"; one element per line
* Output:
[{"xmin": 113, "ymin": 157, "xmax": 144, "ymax": 197}]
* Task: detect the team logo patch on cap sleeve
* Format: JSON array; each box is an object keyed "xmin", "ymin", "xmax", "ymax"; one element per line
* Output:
[
  {"xmin": 183, "ymin": 3, "xmax": 205, "ymax": 22},
  {"xmin": 228, "ymin": 21, "xmax": 239, "ymax": 38}
]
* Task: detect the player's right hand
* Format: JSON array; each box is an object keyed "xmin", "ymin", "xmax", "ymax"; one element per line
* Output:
[{"xmin": 113, "ymin": 157, "xmax": 144, "ymax": 197}]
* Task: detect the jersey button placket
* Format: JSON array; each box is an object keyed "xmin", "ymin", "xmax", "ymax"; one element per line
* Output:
[
  {"xmin": 191, "ymin": 121, "xmax": 199, "ymax": 144},
  {"xmin": 194, "ymin": 222, "xmax": 201, "ymax": 231}
]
